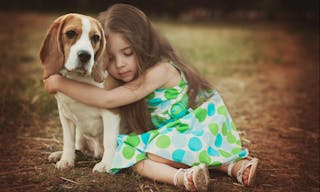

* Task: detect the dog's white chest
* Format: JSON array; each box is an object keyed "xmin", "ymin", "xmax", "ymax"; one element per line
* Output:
[{"xmin": 55, "ymin": 92, "xmax": 103, "ymax": 136}]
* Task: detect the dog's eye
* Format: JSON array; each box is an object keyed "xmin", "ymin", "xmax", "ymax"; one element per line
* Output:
[
  {"xmin": 92, "ymin": 34, "xmax": 100, "ymax": 43},
  {"xmin": 66, "ymin": 30, "xmax": 77, "ymax": 39}
]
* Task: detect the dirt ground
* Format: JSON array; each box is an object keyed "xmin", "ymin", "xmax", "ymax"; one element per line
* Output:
[{"xmin": 0, "ymin": 12, "xmax": 319, "ymax": 192}]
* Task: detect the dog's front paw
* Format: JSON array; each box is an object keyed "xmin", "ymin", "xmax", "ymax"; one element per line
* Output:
[
  {"xmin": 48, "ymin": 151, "xmax": 63, "ymax": 163},
  {"xmin": 92, "ymin": 161, "xmax": 111, "ymax": 173},
  {"xmin": 56, "ymin": 159, "xmax": 74, "ymax": 170}
]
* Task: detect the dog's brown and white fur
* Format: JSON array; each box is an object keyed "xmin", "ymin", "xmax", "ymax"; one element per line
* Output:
[{"xmin": 39, "ymin": 13, "xmax": 119, "ymax": 172}]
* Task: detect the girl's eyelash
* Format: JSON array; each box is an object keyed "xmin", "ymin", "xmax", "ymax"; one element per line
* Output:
[{"xmin": 124, "ymin": 51, "xmax": 133, "ymax": 56}]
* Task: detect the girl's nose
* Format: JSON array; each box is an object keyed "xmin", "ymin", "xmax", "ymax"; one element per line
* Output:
[{"xmin": 115, "ymin": 59, "xmax": 125, "ymax": 68}]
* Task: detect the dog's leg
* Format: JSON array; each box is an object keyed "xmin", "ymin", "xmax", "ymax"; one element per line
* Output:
[
  {"xmin": 92, "ymin": 136, "xmax": 104, "ymax": 159},
  {"xmin": 48, "ymin": 151, "xmax": 63, "ymax": 163},
  {"xmin": 55, "ymin": 102, "xmax": 76, "ymax": 170},
  {"xmin": 75, "ymin": 128, "xmax": 84, "ymax": 151},
  {"xmin": 56, "ymin": 117, "xmax": 76, "ymax": 169},
  {"xmin": 93, "ymin": 111, "xmax": 120, "ymax": 173}
]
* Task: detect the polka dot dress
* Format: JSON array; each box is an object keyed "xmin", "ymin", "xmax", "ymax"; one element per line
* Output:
[{"xmin": 108, "ymin": 67, "xmax": 248, "ymax": 174}]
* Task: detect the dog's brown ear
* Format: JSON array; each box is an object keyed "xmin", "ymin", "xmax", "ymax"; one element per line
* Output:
[
  {"xmin": 39, "ymin": 15, "xmax": 66, "ymax": 79},
  {"xmin": 92, "ymin": 21, "xmax": 108, "ymax": 83}
]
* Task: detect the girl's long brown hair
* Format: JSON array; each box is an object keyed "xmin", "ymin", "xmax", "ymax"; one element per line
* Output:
[{"xmin": 98, "ymin": 4, "xmax": 212, "ymax": 134}]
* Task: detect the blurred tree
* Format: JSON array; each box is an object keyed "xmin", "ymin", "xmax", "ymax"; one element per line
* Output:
[{"xmin": 0, "ymin": 0, "xmax": 318, "ymax": 21}]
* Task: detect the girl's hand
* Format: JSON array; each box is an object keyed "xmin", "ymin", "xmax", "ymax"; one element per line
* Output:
[{"xmin": 43, "ymin": 74, "xmax": 63, "ymax": 94}]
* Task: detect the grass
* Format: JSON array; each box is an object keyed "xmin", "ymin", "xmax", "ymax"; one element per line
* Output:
[{"xmin": 156, "ymin": 21, "xmax": 260, "ymax": 76}]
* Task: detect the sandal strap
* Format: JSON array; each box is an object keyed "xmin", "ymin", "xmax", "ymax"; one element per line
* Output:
[
  {"xmin": 236, "ymin": 158, "xmax": 255, "ymax": 185},
  {"xmin": 183, "ymin": 168, "xmax": 193, "ymax": 191},
  {"xmin": 173, "ymin": 168, "xmax": 185, "ymax": 186},
  {"xmin": 227, "ymin": 162, "xmax": 235, "ymax": 177},
  {"xmin": 183, "ymin": 164, "xmax": 209, "ymax": 192},
  {"xmin": 183, "ymin": 166, "xmax": 199, "ymax": 191}
]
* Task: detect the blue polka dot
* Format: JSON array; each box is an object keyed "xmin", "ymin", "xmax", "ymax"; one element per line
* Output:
[
  {"xmin": 226, "ymin": 117, "xmax": 231, "ymax": 130},
  {"xmin": 164, "ymin": 128, "xmax": 174, "ymax": 134},
  {"xmin": 172, "ymin": 149, "xmax": 185, "ymax": 162},
  {"xmin": 188, "ymin": 137, "xmax": 202, "ymax": 152},
  {"xmin": 215, "ymin": 133, "xmax": 222, "ymax": 147},
  {"xmin": 118, "ymin": 134, "xmax": 126, "ymax": 140},
  {"xmin": 170, "ymin": 103, "xmax": 187, "ymax": 118},
  {"xmin": 183, "ymin": 113, "xmax": 193, "ymax": 119},
  {"xmin": 208, "ymin": 103, "xmax": 215, "ymax": 116},
  {"xmin": 238, "ymin": 150, "xmax": 248, "ymax": 158},
  {"xmin": 141, "ymin": 133, "xmax": 150, "ymax": 145},
  {"xmin": 208, "ymin": 147, "xmax": 220, "ymax": 157},
  {"xmin": 116, "ymin": 142, "xmax": 123, "ymax": 152},
  {"xmin": 147, "ymin": 98, "xmax": 162, "ymax": 106},
  {"xmin": 192, "ymin": 129, "xmax": 204, "ymax": 136}
]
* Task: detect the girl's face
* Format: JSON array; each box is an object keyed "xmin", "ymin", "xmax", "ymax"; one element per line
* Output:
[{"xmin": 106, "ymin": 32, "xmax": 138, "ymax": 82}]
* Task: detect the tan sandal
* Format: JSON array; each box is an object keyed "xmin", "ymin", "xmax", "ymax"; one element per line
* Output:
[
  {"xmin": 227, "ymin": 157, "xmax": 259, "ymax": 186},
  {"xmin": 173, "ymin": 164, "xmax": 210, "ymax": 192}
]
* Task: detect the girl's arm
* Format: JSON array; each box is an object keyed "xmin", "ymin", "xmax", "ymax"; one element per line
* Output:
[{"xmin": 44, "ymin": 63, "xmax": 169, "ymax": 109}]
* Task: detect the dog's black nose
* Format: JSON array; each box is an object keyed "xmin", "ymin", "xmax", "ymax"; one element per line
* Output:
[{"xmin": 78, "ymin": 51, "xmax": 91, "ymax": 63}]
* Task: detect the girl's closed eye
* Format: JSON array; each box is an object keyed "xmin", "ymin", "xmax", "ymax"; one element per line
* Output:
[{"xmin": 123, "ymin": 48, "xmax": 133, "ymax": 56}]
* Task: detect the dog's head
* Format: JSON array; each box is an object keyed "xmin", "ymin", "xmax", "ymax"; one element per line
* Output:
[{"xmin": 39, "ymin": 13, "xmax": 107, "ymax": 82}]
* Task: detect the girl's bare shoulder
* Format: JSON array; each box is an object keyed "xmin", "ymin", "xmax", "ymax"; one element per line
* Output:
[
  {"xmin": 147, "ymin": 61, "xmax": 180, "ymax": 88},
  {"xmin": 145, "ymin": 61, "xmax": 171, "ymax": 78}
]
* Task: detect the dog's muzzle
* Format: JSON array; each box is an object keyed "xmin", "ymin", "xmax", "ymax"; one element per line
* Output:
[{"xmin": 78, "ymin": 50, "xmax": 91, "ymax": 64}]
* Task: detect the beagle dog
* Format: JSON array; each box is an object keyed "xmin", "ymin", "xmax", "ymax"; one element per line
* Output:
[{"xmin": 39, "ymin": 13, "xmax": 119, "ymax": 172}]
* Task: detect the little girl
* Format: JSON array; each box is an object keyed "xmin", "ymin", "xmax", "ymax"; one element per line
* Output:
[{"xmin": 44, "ymin": 4, "xmax": 258, "ymax": 191}]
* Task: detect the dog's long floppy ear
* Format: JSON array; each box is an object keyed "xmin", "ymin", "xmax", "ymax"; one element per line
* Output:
[
  {"xmin": 92, "ymin": 21, "xmax": 108, "ymax": 83},
  {"xmin": 39, "ymin": 15, "xmax": 66, "ymax": 80}
]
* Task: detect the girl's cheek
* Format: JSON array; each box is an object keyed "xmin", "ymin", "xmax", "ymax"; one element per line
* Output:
[{"xmin": 107, "ymin": 66, "xmax": 119, "ymax": 79}]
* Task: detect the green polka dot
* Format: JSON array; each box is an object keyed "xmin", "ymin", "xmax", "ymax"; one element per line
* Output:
[
  {"xmin": 210, "ymin": 161, "xmax": 222, "ymax": 167},
  {"xmin": 199, "ymin": 150, "xmax": 211, "ymax": 164},
  {"xmin": 148, "ymin": 107, "xmax": 156, "ymax": 113},
  {"xmin": 122, "ymin": 146, "xmax": 135, "ymax": 160},
  {"xmin": 152, "ymin": 115, "xmax": 168, "ymax": 127},
  {"xmin": 147, "ymin": 92, "xmax": 155, "ymax": 99},
  {"xmin": 170, "ymin": 103, "xmax": 186, "ymax": 117},
  {"xmin": 218, "ymin": 150, "xmax": 232, "ymax": 158},
  {"xmin": 217, "ymin": 106, "xmax": 227, "ymax": 116},
  {"xmin": 222, "ymin": 122, "xmax": 228, "ymax": 136},
  {"xmin": 177, "ymin": 123, "xmax": 189, "ymax": 132},
  {"xmin": 192, "ymin": 162, "xmax": 200, "ymax": 166},
  {"xmin": 231, "ymin": 147, "xmax": 242, "ymax": 155},
  {"xmin": 231, "ymin": 122, "xmax": 237, "ymax": 131},
  {"xmin": 208, "ymin": 123, "xmax": 219, "ymax": 136},
  {"xmin": 227, "ymin": 132, "xmax": 236, "ymax": 143},
  {"xmin": 125, "ymin": 135, "xmax": 141, "ymax": 147},
  {"xmin": 136, "ymin": 153, "xmax": 146, "ymax": 162},
  {"xmin": 195, "ymin": 108, "xmax": 207, "ymax": 122},
  {"xmin": 179, "ymin": 81, "xmax": 187, "ymax": 88},
  {"xmin": 156, "ymin": 135, "xmax": 171, "ymax": 148},
  {"xmin": 164, "ymin": 88, "xmax": 179, "ymax": 99},
  {"xmin": 166, "ymin": 120, "xmax": 181, "ymax": 128},
  {"xmin": 236, "ymin": 140, "xmax": 242, "ymax": 146}
]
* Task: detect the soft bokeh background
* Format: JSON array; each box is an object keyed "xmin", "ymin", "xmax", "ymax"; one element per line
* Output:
[{"xmin": 0, "ymin": 1, "xmax": 319, "ymax": 192}]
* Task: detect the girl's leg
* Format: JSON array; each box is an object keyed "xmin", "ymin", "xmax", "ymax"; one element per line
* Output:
[
  {"xmin": 132, "ymin": 158, "xmax": 184, "ymax": 185},
  {"xmin": 132, "ymin": 153, "xmax": 209, "ymax": 191},
  {"xmin": 147, "ymin": 153, "xmax": 189, "ymax": 169}
]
